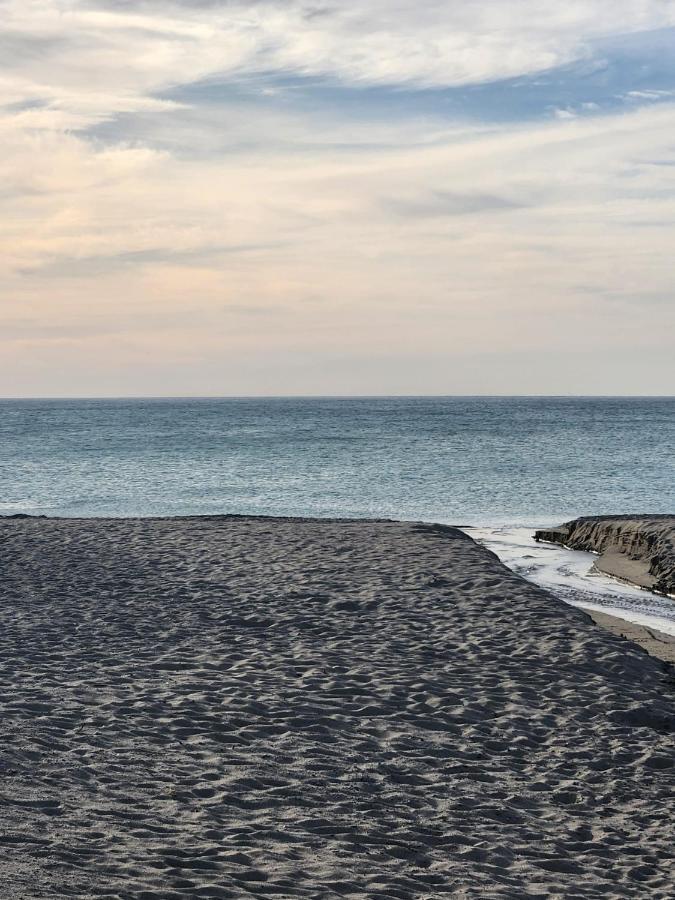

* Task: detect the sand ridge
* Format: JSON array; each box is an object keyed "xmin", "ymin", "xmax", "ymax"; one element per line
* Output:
[
  {"xmin": 535, "ymin": 516, "xmax": 675, "ymax": 595},
  {"xmin": 0, "ymin": 516, "xmax": 673, "ymax": 898}
]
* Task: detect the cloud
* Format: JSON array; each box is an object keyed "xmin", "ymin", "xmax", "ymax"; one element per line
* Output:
[
  {"xmin": 3, "ymin": 0, "xmax": 675, "ymax": 134},
  {"xmin": 4, "ymin": 100, "xmax": 675, "ymax": 297},
  {"xmin": 1, "ymin": 1, "xmax": 675, "ymax": 393},
  {"xmin": 384, "ymin": 190, "xmax": 527, "ymax": 218}
]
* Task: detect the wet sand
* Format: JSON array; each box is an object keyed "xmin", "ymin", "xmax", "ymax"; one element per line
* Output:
[
  {"xmin": 584, "ymin": 610, "xmax": 675, "ymax": 664},
  {"xmin": 0, "ymin": 516, "xmax": 673, "ymax": 899},
  {"xmin": 535, "ymin": 516, "xmax": 675, "ymax": 596}
]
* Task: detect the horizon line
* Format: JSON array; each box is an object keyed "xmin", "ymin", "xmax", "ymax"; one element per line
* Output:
[{"xmin": 0, "ymin": 394, "xmax": 673, "ymax": 401}]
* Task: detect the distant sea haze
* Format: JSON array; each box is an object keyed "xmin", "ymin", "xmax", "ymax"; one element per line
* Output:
[{"xmin": 0, "ymin": 397, "xmax": 673, "ymax": 524}]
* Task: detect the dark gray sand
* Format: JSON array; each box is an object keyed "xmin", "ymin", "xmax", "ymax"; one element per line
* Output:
[{"xmin": 0, "ymin": 516, "xmax": 673, "ymax": 899}]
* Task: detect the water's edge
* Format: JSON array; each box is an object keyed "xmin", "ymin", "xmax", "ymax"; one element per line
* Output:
[
  {"xmin": 465, "ymin": 524, "xmax": 675, "ymax": 637},
  {"xmin": 3, "ymin": 511, "xmax": 673, "ymax": 638}
]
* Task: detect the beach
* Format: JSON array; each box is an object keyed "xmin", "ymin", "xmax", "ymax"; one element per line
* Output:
[
  {"xmin": 0, "ymin": 515, "xmax": 673, "ymax": 898},
  {"xmin": 582, "ymin": 610, "xmax": 675, "ymax": 665},
  {"xmin": 535, "ymin": 517, "xmax": 675, "ymax": 597},
  {"xmin": 467, "ymin": 520, "xmax": 675, "ymax": 664}
]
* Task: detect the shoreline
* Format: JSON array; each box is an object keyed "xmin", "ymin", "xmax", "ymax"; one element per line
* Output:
[
  {"xmin": 535, "ymin": 516, "xmax": 675, "ymax": 596},
  {"xmin": 466, "ymin": 523, "xmax": 675, "ymax": 657},
  {"xmin": 535, "ymin": 534, "xmax": 674, "ymax": 598},
  {"xmin": 5, "ymin": 513, "xmax": 675, "ymax": 663},
  {"xmin": 582, "ymin": 608, "xmax": 675, "ymax": 664}
]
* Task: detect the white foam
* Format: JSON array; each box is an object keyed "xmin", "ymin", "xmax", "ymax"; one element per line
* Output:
[{"xmin": 463, "ymin": 524, "xmax": 675, "ymax": 637}]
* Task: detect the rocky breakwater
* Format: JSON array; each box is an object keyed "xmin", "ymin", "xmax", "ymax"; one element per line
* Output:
[{"xmin": 535, "ymin": 515, "xmax": 675, "ymax": 596}]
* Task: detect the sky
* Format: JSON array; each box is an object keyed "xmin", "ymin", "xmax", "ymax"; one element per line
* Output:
[{"xmin": 2, "ymin": 0, "xmax": 675, "ymax": 396}]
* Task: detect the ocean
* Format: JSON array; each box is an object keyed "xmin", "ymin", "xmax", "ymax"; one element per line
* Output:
[
  {"xmin": 1, "ymin": 396, "xmax": 673, "ymax": 521},
  {"xmin": 2, "ymin": 396, "xmax": 674, "ymax": 631}
]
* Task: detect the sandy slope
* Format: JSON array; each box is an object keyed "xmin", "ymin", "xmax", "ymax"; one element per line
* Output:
[
  {"xmin": 0, "ymin": 516, "xmax": 673, "ymax": 899},
  {"xmin": 535, "ymin": 516, "xmax": 675, "ymax": 595},
  {"xmin": 584, "ymin": 610, "xmax": 675, "ymax": 664}
]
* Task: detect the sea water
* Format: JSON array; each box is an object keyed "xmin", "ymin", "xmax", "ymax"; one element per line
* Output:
[{"xmin": 1, "ymin": 396, "xmax": 673, "ymax": 629}]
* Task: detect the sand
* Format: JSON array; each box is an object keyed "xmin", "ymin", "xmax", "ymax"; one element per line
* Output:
[
  {"xmin": 535, "ymin": 516, "xmax": 675, "ymax": 596},
  {"xmin": 583, "ymin": 610, "xmax": 675, "ymax": 665},
  {"xmin": 0, "ymin": 516, "xmax": 673, "ymax": 899}
]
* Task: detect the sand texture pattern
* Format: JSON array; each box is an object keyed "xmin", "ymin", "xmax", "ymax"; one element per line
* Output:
[
  {"xmin": 584, "ymin": 611, "xmax": 675, "ymax": 665},
  {"xmin": 535, "ymin": 516, "xmax": 675, "ymax": 595},
  {"xmin": 0, "ymin": 516, "xmax": 673, "ymax": 899}
]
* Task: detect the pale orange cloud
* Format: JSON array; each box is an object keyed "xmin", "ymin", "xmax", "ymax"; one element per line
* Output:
[{"xmin": 1, "ymin": 1, "xmax": 675, "ymax": 394}]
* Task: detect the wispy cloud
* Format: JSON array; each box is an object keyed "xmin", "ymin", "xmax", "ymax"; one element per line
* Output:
[
  {"xmin": 384, "ymin": 190, "xmax": 528, "ymax": 218},
  {"xmin": 3, "ymin": 2, "xmax": 675, "ymax": 127},
  {"xmin": 1, "ymin": 1, "xmax": 675, "ymax": 394}
]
